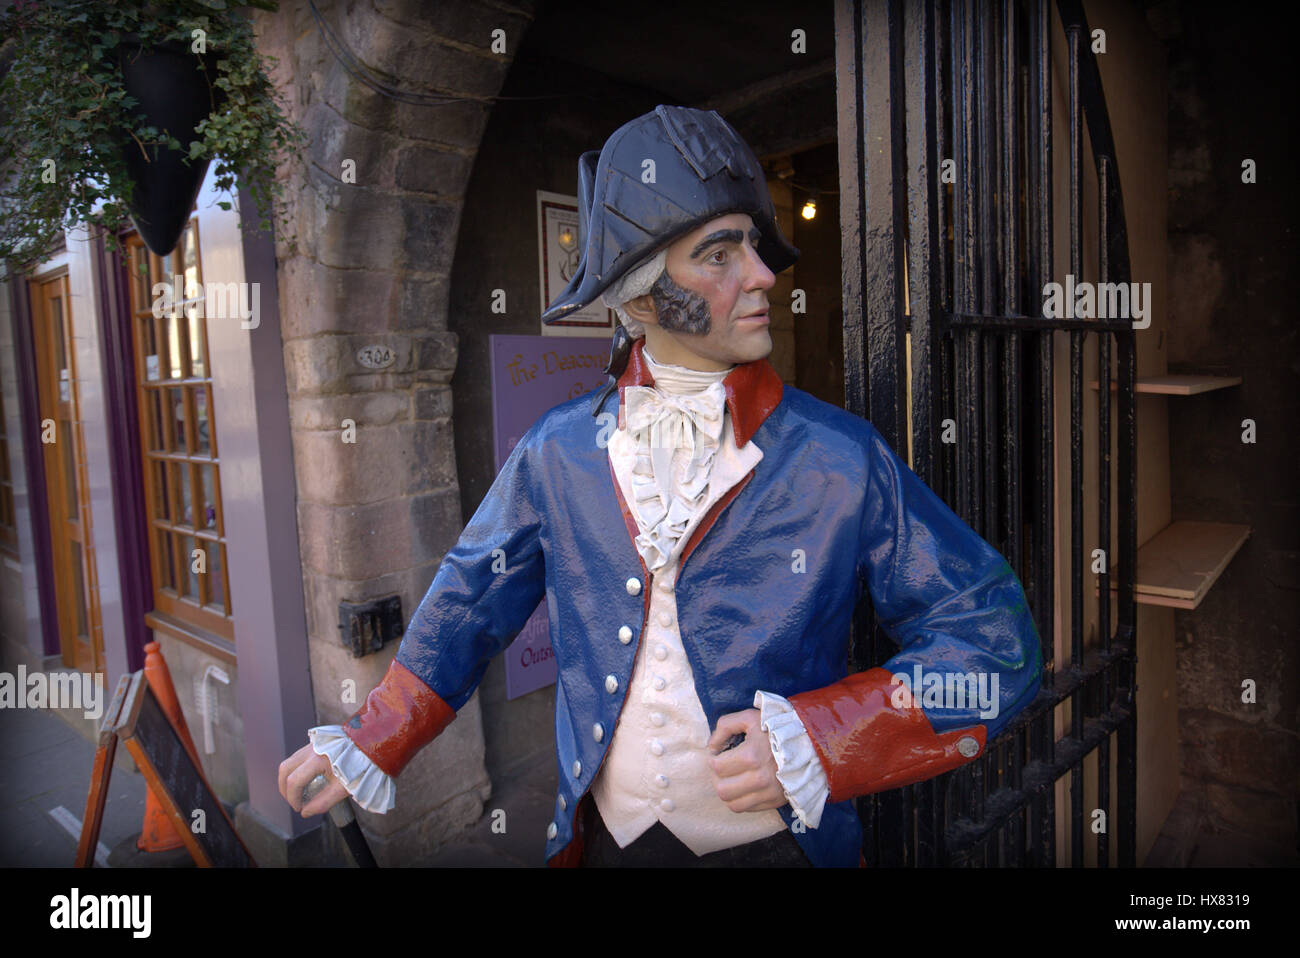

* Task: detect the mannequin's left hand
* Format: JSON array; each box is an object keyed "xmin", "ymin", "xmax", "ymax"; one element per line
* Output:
[{"xmin": 707, "ymin": 709, "xmax": 786, "ymax": 812}]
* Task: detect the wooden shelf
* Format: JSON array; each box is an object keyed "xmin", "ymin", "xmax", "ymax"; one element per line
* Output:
[
  {"xmin": 1089, "ymin": 374, "xmax": 1242, "ymax": 395},
  {"xmin": 1096, "ymin": 520, "xmax": 1250, "ymax": 610}
]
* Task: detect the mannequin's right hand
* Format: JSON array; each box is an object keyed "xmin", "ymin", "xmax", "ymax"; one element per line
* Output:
[{"xmin": 278, "ymin": 742, "xmax": 349, "ymax": 818}]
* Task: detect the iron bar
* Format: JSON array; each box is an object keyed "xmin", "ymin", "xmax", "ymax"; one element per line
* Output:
[
  {"xmin": 1067, "ymin": 20, "xmax": 1085, "ymax": 869},
  {"xmin": 1030, "ymin": 0, "xmax": 1056, "ymax": 866},
  {"xmin": 1096, "ymin": 153, "xmax": 1113, "ymax": 868}
]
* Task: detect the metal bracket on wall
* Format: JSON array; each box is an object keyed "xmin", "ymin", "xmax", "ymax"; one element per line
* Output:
[{"xmin": 338, "ymin": 595, "xmax": 403, "ymax": 658}]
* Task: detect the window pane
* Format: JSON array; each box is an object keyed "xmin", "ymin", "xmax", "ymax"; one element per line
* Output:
[
  {"xmin": 181, "ymin": 226, "xmax": 198, "ymax": 275},
  {"xmin": 60, "ymin": 423, "xmax": 78, "ymax": 519},
  {"xmin": 188, "ymin": 309, "xmax": 206, "ymax": 379},
  {"xmin": 198, "ymin": 464, "xmax": 216, "ymax": 530},
  {"xmin": 165, "ymin": 309, "xmax": 183, "ymax": 379},
  {"xmin": 180, "ymin": 533, "xmax": 198, "ymax": 599},
  {"xmin": 194, "ymin": 387, "xmax": 210, "ymax": 456},
  {"xmin": 69, "ymin": 540, "xmax": 89, "ymax": 638},
  {"xmin": 166, "ymin": 387, "xmax": 185, "ymax": 452},
  {"xmin": 50, "ymin": 295, "xmax": 66, "ymax": 372},
  {"xmin": 151, "ymin": 459, "xmax": 170, "ymax": 522},
  {"xmin": 132, "ymin": 246, "xmax": 150, "ymax": 307},
  {"xmin": 141, "ymin": 389, "xmax": 161, "ymax": 450},
  {"xmin": 204, "ymin": 540, "xmax": 224, "ymax": 613},
  {"xmin": 173, "ymin": 461, "xmax": 192, "ymax": 527},
  {"xmin": 157, "ymin": 530, "xmax": 176, "ymax": 590}
]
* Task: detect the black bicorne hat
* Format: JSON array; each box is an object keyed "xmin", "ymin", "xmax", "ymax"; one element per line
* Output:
[{"xmin": 542, "ymin": 104, "xmax": 799, "ymax": 327}]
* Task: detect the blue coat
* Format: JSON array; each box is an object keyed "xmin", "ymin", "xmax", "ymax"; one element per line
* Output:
[{"xmin": 363, "ymin": 343, "xmax": 1042, "ymax": 867}]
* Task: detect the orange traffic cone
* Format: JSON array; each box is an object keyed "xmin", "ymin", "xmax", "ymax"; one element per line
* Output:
[{"xmin": 136, "ymin": 641, "xmax": 207, "ymax": 852}]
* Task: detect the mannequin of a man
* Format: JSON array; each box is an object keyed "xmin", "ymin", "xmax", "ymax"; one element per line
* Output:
[{"xmin": 279, "ymin": 105, "xmax": 1042, "ymax": 867}]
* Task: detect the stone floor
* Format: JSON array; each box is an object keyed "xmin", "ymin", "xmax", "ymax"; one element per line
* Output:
[{"xmin": 0, "ymin": 699, "xmax": 149, "ymax": 867}]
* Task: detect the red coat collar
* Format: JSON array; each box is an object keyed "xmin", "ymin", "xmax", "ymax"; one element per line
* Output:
[{"xmin": 615, "ymin": 337, "xmax": 784, "ymax": 447}]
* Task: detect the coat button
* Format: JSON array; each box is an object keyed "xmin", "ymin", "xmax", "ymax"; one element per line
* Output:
[
  {"xmin": 593, "ymin": 723, "xmax": 604, "ymax": 743},
  {"xmin": 957, "ymin": 735, "xmax": 980, "ymax": 758},
  {"xmin": 618, "ymin": 625, "xmax": 633, "ymax": 644},
  {"xmin": 625, "ymin": 577, "xmax": 642, "ymax": 596},
  {"xmin": 559, "ymin": 795, "xmax": 567, "ymax": 811},
  {"xmin": 605, "ymin": 674, "xmax": 619, "ymax": 694},
  {"xmin": 547, "ymin": 822, "xmax": 557, "ymax": 840},
  {"xmin": 653, "ymin": 645, "xmax": 668, "ymax": 661},
  {"xmin": 573, "ymin": 760, "xmax": 582, "ymax": 778}
]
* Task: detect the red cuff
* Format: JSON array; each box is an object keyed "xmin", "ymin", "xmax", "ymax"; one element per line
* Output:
[
  {"xmin": 790, "ymin": 667, "xmax": 987, "ymax": 802},
  {"xmin": 342, "ymin": 660, "xmax": 456, "ymax": 777}
]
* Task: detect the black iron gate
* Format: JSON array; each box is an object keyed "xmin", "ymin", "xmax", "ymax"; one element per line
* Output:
[{"xmin": 836, "ymin": 0, "xmax": 1139, "ymax": 866}]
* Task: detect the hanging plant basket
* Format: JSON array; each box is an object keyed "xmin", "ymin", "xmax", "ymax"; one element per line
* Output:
[
  {"xmin": 118, "ymin": 40, "xmax": 227, "ymax": 256},
  {"xmin": 0, "ymin": 1, "xmax": 304, "ymax": 268}
]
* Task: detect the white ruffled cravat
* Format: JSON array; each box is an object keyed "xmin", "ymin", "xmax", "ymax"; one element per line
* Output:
[{"xmin": 622, "ymin": 351, "xmax": 731, "ymax": 572}]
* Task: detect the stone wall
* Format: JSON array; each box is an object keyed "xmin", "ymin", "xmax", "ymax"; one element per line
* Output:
[{"xmin": 253, "ymin": 0, "xmax": 536, "ymax": 864}]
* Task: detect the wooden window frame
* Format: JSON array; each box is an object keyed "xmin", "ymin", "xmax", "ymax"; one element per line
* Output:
[{"xmin": 125, "ymin": 224, "xmax": 234, "ymax": 643}]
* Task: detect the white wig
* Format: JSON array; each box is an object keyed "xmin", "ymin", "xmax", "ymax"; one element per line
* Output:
[{"xmin": 600, "ymin": 248, "xmax": 667, "ymax": 340}]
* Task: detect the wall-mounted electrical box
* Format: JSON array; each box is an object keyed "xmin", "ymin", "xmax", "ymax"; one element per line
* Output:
[{"xmin": 338, "ymin": 595, "xmax": 403, "ymax": 657}]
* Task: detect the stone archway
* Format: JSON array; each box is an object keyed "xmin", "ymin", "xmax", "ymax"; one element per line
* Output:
[{"xmin": 253, "ymin": 0, "xmax": 536, "ymax": 865}]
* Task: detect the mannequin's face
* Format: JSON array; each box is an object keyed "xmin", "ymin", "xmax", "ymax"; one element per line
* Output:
[{"xmin": 623, "ymin": 213, "xmax": 777, "ymax": 371}]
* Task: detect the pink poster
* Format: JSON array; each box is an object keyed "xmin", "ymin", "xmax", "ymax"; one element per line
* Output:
[{"xmin": 490, "ymin": 334, "xmax": 612, "ymax": 699}]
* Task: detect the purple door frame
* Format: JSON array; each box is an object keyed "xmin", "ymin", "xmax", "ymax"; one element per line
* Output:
[{"xmin": 94, "ymin": 234, "xmax": 154, "ymax": 673}]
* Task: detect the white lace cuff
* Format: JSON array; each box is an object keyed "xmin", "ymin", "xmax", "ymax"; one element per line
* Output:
[
  {"xmin": 753, "ymin": 691, "xmax": 831, "ymax": 829},
  {"xmin": 307, "ymin": 725, "xmax": 396, "ymax": 814}
]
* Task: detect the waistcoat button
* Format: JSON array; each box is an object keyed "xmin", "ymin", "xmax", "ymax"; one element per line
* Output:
[
  {"xmin": 655, "ymin": 774, "xmax": 669, "ymax": 789},
  {"xmin": 658, "ymin": 611, "xmax": 672, "ymax": 627},
  {"xmin": 661, "ymin": 799, "xmax": 675, "ymax": 812},
  {"xmin": 650, "ymin": 740, "xmax": 665, "ymax": 756},
  {"xmin": 653, "ymin": 645, "xmax": 668, "ymax": 661},
  {"xmin": 650, "ymin": 712, "xmax": 665, "ymax": 727},
  {"xmin": 653, "ymin": 676, "xmax": 666, "ymax": 690}
]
